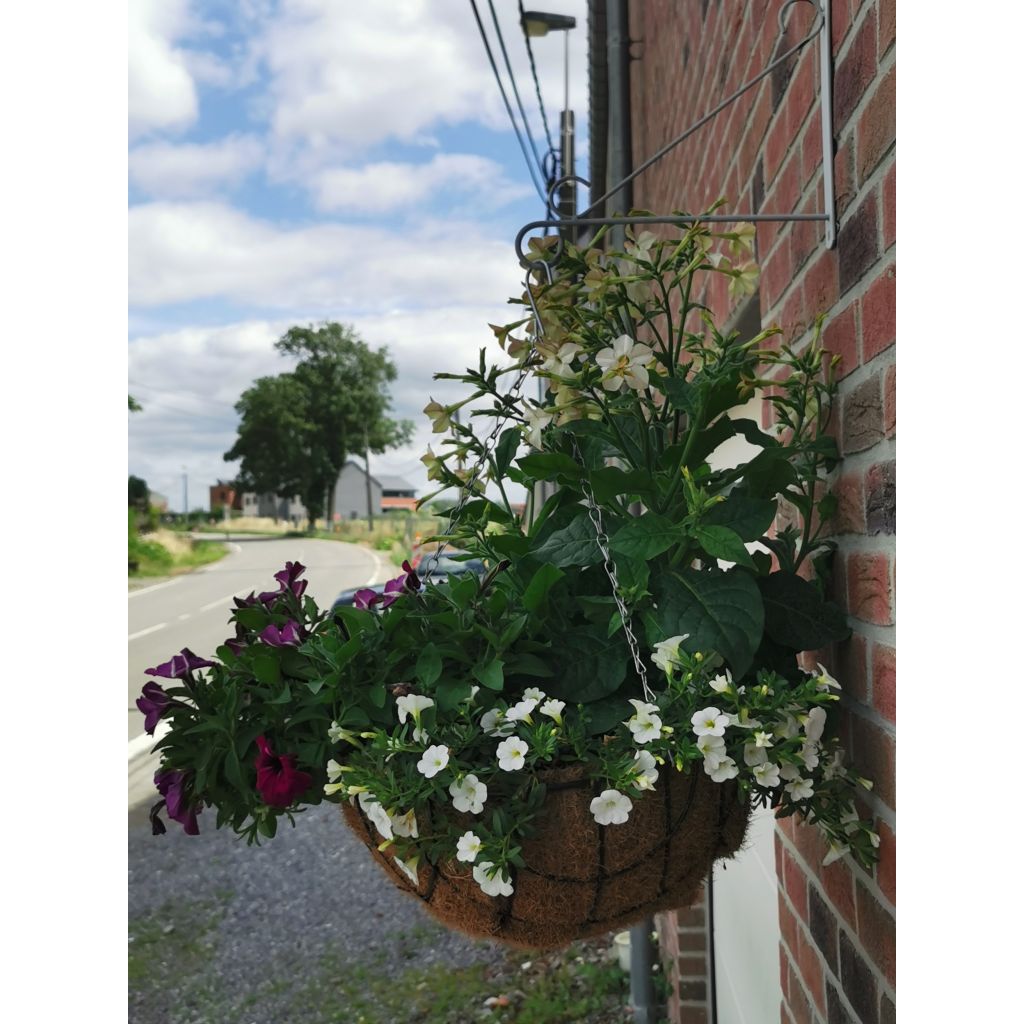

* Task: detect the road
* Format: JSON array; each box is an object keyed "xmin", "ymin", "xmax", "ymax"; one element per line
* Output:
[{"xmin": 128, "ymin": 535, "xmax": 395, "ymax": 808}]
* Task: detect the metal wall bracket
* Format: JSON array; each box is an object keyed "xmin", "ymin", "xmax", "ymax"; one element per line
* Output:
[{"xmin": 515, "ymin": 0, "xmax": 836, "ymax": 268}]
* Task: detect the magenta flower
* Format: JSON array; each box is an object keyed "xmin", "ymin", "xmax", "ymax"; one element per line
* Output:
[
  {"xmin": 259, "ymin": 621, "xmax": 302, "ymax": 647},
  {"xmin": 146, "ymin": 648, "xmax": 215, "ymax": 680},
  {"xmin": 136, "ymin": 682, "xmax": 171, "ymax": 734},
  {"xmin": 254, "ymin": 736, "xmax": 312, "ymax": 808},
  {"xmin": 400, "ymin": 560, "xmax": 422, "ymax": 592},
  {"xmin": 223, "ymin": 638, "xmax": 247, "ymax": 657},
  {"xmin": 274, "ymin": 561, "xmax": 309, "ymax": 599},
  {"xmin": 151, "ymin": 769, "xmax": 201, "ymax": 835}
]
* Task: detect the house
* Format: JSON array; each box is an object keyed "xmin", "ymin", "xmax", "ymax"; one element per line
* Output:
[
  {"xmin": 332, "ymin": 461, "xmax": 417, "ymax": 518},
  {"xmin": 583, "ymin": 4, "xmax": 896, "ymax": 1023},
  {"xmin": 236, "ymin": 490, "xmax": 307, "ymax": 524},
  {"xmin": 377, "ymin": 473, "xmax": 418, "ymax": 513}
]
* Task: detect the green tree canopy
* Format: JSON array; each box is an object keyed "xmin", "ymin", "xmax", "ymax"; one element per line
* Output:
[
  {"xmin": 224, "ymin": 323, "xmax": 413, "ymax": 525},
  {"xmin": 128, "ymin": 475, "xmax": 149, "ymax": 510}
]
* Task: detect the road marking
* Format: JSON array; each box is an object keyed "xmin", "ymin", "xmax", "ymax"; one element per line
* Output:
[
  {"xmin": 128, "ymin": 622, "xmax": 168, "ymax": 642},
  {"xmin": 128, "ymin": 578, "xmax": 183, "ymax": 599},
  {"xmin": 177, "ymin": 613, "xmax": 190, "ymax": 621},
  {"xmin": 199, "ymin": 588, "xmax": 253, "ymax": 613},
  {"xmin": 366, "ymin": 547, "xmax": 389, "ymax": 585}
]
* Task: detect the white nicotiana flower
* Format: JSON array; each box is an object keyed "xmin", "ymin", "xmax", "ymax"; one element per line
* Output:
[
  {"xmin": 416, "ymin": 745, "xmax": 450, "ymax": 779},
  {"xmin": 753, "ymin": 730, "xmax": 774, "ymax": 749},
  {"xmin": 421, "ymin": 445, "xmax": 442, "ymax": 481},
  {"xmin": 697, "ymin": 734, "xmax": 726, "ymax": 760},
  {"xmin": 632, "ymin": 750, "xmax": 660, "ymax": 790},
  {"xmin": 595, "ymin": 335, "xmax": 655, "ymax": 392},
  {"xmin": 480, "ymin": 708, "xmax": 515, "ymax": 737},
  {"xmin": 803, "ymin": 707, "xmax": 827, "ymax": 745},
  {"xmin": 449, "ymin": 774, "xmax": 488, "ymax": 815},
  {"xmin": 709, "ymin": 670, "xmax": 733, "ymax": 693},
  {"xmin": 780, "ymin": 763, "xmax": 801, "ymax": 782},
  {"xmin": 753, "ymin": 762, "xmax": 782, "ymax": 789},
  {"xmin": 743, "ymin": 741, "xmax": 768, "ymax": 767},
  {"xmin": 522, "ymin": 403, "xmax": 555, "ymax": 449},
  {"xmin": 705, "ymin": 756, "xmax": 739, "ymax": 782},
  {"xmin": 785, "ymin": 777, "xmax": 815, "ymax": 801},
  {"xmin": 840, "ymin": 808, "xmax": 860, "ymax": 835},
  {"xmin": 814, "ymin": 662, "xmax": 841, "ymax": 692},
  {"xmin": 324, "ymin": 757, "xmax": 347, "ymax": 796},
  {"xmin": 774, "ymin": 713, "xmax": 800, "ymax": 740},
  {"xmin": 523, "ymin": 686, "xmax": 546, "ymax": 703},
  {"xmin": 590, "ymin": 789, "xmax": 634, "ymax": 826},
  {"xmin": 474, "ymin": 861, "xmax": 514, "ymax": 897},
  {"xmin": 456, "ymin": 830, "xmax": 483, "ymax": 863},
  {"xmin": 506, "ymin": 698, "xmax": 538, "ymax": 723},
  {"xmin": 732, "ymin": 709, "xmax": 762, "ymax": 730},
  {"xmin": 328, "ymin": 721, "xmax": 360, "ymax": 745},
  {"xmin": 691, "ymin": 706, "xmax": 730, "ymax": 737},
  {"xmin": 801, "ymin": 742, "xmax": 820, "ymax": 771},
  {"xmin": 390, "ymin": 809, "xmax": 418, "ymax": 838},
  {"xmin": 651, "ymin": 635, "xmax": 688, "ymax": 673},
  {"xmin": 541, "ymin": 342, "xmax": 583, "ymax": 378},
  {"xmin": 393, "ymin": 855, "xmax": 420, "ymax": 886},
  {"xmin": 358, "ymin": 793, "xmax": 394, "ymax": 841},
  {"xmin": 539, "ymin": 698, "xmax": 565, "ymax": 724},
  {"xmin": 496, "ymin": 736, "xmax": 529, "ymax": 771},
  {"xmin": 821, "ymin": 842, "xmax": 850, "ymax": 868}
]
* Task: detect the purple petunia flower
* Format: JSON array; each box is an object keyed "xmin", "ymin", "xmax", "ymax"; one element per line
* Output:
[
  {"xmin": 223, "ymin": 638, "xmax": 247, "ymax": 657},
  {"xmin": 259, "ymin": 621, "xmax": 302, "ymax": 647},
  {"xmin": 254, "ymin": 736, "xmax": 313, "ymax": 808},
  {"xmin": 145, "ymin": 648, "xmax": 215, "ymax": 680},
  {"xmin": 353, "ymin": 588, "xmax": 380, "ymax": 611},
  {"xmin": 400, "ymin": 560, "xmax": 422, "ymax": 592},
  {"xmin": 152, "ymin": 769, "xmax": 201, "ymax": 835},
  {"xmin": 274, "ymin": 561, "xmax": 309, "ymax": 599},
  {"xmin": 136, "ymin": 681, "xmax": 171, "ymax": 734}
]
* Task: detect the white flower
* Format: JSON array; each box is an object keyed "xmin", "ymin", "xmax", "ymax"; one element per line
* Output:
[
  {"xmin": 496, "ymin": 736, "xmax": 529, "ymax": 771},
  {"xmin": 629, "ymin": 715, "xmax": 662, "ymax": 744},
  {"xmin": 743, "ymin": 741, "xmax": 768, "ymax": 767},
  {"xmin": 473, "ymin": 861, "xmax": 514, "ymax": 897},
  {"xmin": 705, "ymin": 756, "xmax": 739, "ymax": 782},
  {"xmin": 423, "ymin": 399, "xmax": 452, "ymax": 433},
  {"xmin": 416, "ymin": 745, "xmax": 450, "ymax": 779},
  {"xmin": 506, "ymin": 698, "xmax": 538, "ymax": 723},
  {"xmin": 869, "ymin": 830, "xmax": 881, "ymax": 849},
  {"xmin": 595, "ymin": 335, "xmax": 655, "ymax": 392},
  {"xmin": 480, "ymin": 708, "xmax": 514, "ymax": 737},
  {"xmin": 456, "ymin": 830, "xmax": 483, "ymax": 863},
  {"xmin": 821, "ymin": 842, "xmax": 850, "ymax": 867},
  {"xmin": 328, "ymin": 721, "xmax": 359, "ymax": 745},
  {"xmin": 393, "ymin": 855, "xmax": 420, "ymax": 886},
  {"xmin": 728, "ymin": 260, "xmax": 759, "ymax": 299},
  {"xmin": 652, "ymin": 635, "xmax": 688, "ymax": 673},
  {"xmin": 814, "ymin": 662, "xmax": 840, "ymax": 691},
  {"xmin": 780, "ymin": 763, "xmax": 801, "ymax": 782},
  {"xmin": 632, "ymin": 750, "xmax": 660, "ymax": 790},
  {"xmin": 358, "ymin": 793, "xmax": 394, "ymax": 840},
  {"xmin": 800, "ymin": 742, "xmax": 820, "ymax": 771},
  {"xmin": 390, "ymin": 809, "xmax": 418, "ymax": 838},
  {"xmin": 697, "ymin": 734, "xmax": 726, "ymax": 760},
  {"xmin": 709, "ymin": 670, "xmax": 732, "ymax": 693},
  {"xmin": 323, "ymin": 758, "xmax": 347, "ymax": 795},
  {"xmin": 753, "ymin": 762, "xmax": 782, "ymax": 788},
  {"xmin": 449, "ymin": 774, "xmax": 488, "ymax": 814},
  {"xmin": 803, "ymin": 707, "xmax": 827, "ymax": 745},
  {"xmin": 730, "ymin": 221, "xmax": 757, "ymax": 256},
  {"xmin": 523, "ymin": 686, "xmax": 546, "ymax": 703},
  {"xmin": 628, "ymin": 699, "xmax": 659, "ymax": 719},
  {"xmin": 691, "ymin": 706, "xmax": 730, "ymax": 737},
  {"xmin": 590, "ymin": 789, "xmax": 634, "ymax": 825},
  {"xmin": 522, "ymin": 403, "xmax": 555, "ymax": 449},
  {"xmin": 753, "ymin": 730, "xmax": 774, "ymax": 749},
  {"xmin": 397, "ymin": 694, "xmax": 434, "ymax": 724},
  {"xmin": 774, "ymin": 713, "xmax": 800, "ymax": 740},
  {"xmin": 540, "ymin": 342, "xmax": 582, "ymax": 377},
  {"xmin": 785, "ymin": 777, "xmax": 815, "ymax": 801},
  {"xmin": 421, "ymin": 445, "xmax": 443, "ymax": 481},
  {"xmin": 539, "ymin": 698, "xmax": 565, "ymax": 724}
]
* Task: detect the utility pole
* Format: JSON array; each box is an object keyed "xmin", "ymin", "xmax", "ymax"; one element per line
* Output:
[
  {"xmin": 182, "ymin": 467, "xmax": 188, "ymax": 527},
  {"xmin": 364, "ymin": 426, "xmax": 374, "ymax": 530}
]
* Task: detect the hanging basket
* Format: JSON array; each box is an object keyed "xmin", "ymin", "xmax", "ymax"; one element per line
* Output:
[{"xmin": 342, "ymin": 762, "xmax": 750, "ymax": 950}]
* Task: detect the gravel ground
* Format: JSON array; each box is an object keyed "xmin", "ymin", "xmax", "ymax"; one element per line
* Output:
[{"xmin": 128, "ymin": 799, "xmax": 508, "ymax": 1024}]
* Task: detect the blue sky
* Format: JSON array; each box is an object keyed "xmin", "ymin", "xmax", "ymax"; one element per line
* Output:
[{"xmin": 128, "ymin": 0, "xmax": 589, "ymax": 510}]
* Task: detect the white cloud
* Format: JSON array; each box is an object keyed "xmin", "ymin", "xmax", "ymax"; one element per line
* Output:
[
  {"xmin": 128, "ymin": 0, "xmax": 199, "ymax": 138},
  {"xmin": 129, "ymin": 135, "xmax": 264, "ymax": 198},
  {"xmin": 311, "ymin": 153, "xmax": 530, "ymax": 214},
  {"xmin": 128, "ymin": 200, "xmax": 525, "ymax": 313}
]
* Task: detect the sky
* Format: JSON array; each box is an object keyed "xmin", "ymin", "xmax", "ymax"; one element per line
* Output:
[{"xmin": 128, "ymin": 0, "xmax": 590, "ymax": 511}]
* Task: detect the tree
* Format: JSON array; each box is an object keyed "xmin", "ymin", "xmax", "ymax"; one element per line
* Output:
[
  {"xmin": 128, "ymin": 474, "xmax": 150, "ymax": 511},
  {"xmin": 224, "ymin": 323, "xmax": 413, "ymax": 527},
  {"xmin": 129, "ymin": 395, "xmax": 143, "ymax": 412}
]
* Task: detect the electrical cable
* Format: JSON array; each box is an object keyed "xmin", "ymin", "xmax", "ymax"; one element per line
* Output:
[
  {"xmin": 467, "ymin": 0, "xmax": 547, "ymax": 203},
  {"xmin": 517, "ymin": 0, "xmax": 556, "ymax": 156}
]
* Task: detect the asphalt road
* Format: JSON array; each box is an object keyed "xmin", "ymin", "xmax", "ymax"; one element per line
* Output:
[{"xmin": 128, "ymin": 536, "xmax": 395, "ymax": 809}]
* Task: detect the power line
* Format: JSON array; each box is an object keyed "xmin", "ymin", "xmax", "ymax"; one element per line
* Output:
[
  {"xmin": 468, "ymin": 0, "xmax": 547, "ymax": 203},
  {"xmin": 517, "ymin": 0, "xmax": 556, "ymax": 156}
]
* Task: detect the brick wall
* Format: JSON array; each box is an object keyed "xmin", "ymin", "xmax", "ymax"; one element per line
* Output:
[{"xmin": 625, "ymin": 2, "xmax": 895, "ymax": 1021}]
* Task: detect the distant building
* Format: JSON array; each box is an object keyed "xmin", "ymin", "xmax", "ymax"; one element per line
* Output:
[
  {"xmin": 209, "ymin": 481, "xmax": 237, "ymax": 511},
  {"xmin": 377, "ymin": 473, "xmax": 418, "ymax": 513},
  {"xmin": 149, "ymin": 491, "xmax": 169, "ymax": 513},
  {"xmin": 333, "ymin": 461, "xmax": 417, "ymax": 518}
]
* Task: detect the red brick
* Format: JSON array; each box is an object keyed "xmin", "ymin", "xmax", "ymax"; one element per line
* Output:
[
  {"xmin": 857, "ymin": 67, "xmax": 896, "ymax": 184},
  {"xmin": 837, "ymin": 632, "xmax": 868, "ymax": 704},
  {"xmin": 862, "ymin": 263, "xmax": 896, "ymax": 360},
  {"xmin": 833, "ymin": 471, "xmax": 866, "ymax": 535},
  {"xmin": 865, "ymin": 459, "xmax": 896, "ymax": 534},
  {"xmin": 832, "ymin": 0, "xmax": 853, "ymax": 50},
  {"xmin": 839, "ymin": 192, "xmax": 880, "ymax": 294},
  {"xmin": 779, "ymin": 946, "xmax": 790, "ymax": 1002},
  {"xmin": 796, "ymin": 924, "xmax": 826, "ymax": 1014},
  {"xmin": 803, "ymin": 248, "xmax": 840, "ymax": 318},
  {"xmin": 787, "ymin": 962, "xmax": 813, "ymax": 1024},
  {"xmin": 801, "ymin": 107, "xmax": 822, "ymax": 185},
  {"xmin": 791, "ymin": 187, "xmax": 824, "ymax": 274},
  {"xmin": 821, "ymin": 858, "xmax": 858, "ymax": 931},
  {"xmin": 823, "ymin": 301, "xmax": 859, "ymax": 380},
  {"xmin": 835, "ymin": 137, "xmax": 857, "ymax": 217},
  {"xmin": 783, "ymin": 847, "xmax": 810, "ymax": 921},
  {"xmin": 761, "ymin": 234, "xmax": 795, "ymax": 311},
  {"xmin": 792, "ymin": 816, "xmax": 828, "ymax": 871},
  {"xmin": 856, "ymin": 882, "xmax": 896, "ymax": 987},
  {"xmin": 779, "ymin": 888, "xmax": 800, "ymax": 955},
  {"xmin": 876, "ymin": 820, "xmax": 896, "ymax": 905},
  {"xmin": 847, "ymin": 551, "xmax": 893, "ymax": 625},
  {"xmin": 850, "ymin": 712, "xmax": 896, "ymax": 811},
  {"xmin": 675, "ymin": 956, "xmax": 707, "ymax": 976},
  {"xmin": 883, "ymin": 364, "xmax": 896, "ymax": 437},
  {"xmin": 785, "ymin": 48, "xmax": 817, "ymax": 140},
  {"xmin": 872, "ymin": 642, "xmax": 896, "ymax": 723},
  {"xmin": 842, "ymin": 373, "xmax": 884, "ymax": 454},
  {"xmin": 835, "ymin": 7, "xmax": 878, "ymax": 128},
  {"xmin": 882, "ymin": 162, "xmax": 896, "ymax": 250},
  {"xmin": 879, "ymin": 0, "xmax": 896, "ymax": 56},
  {"xmin": 763, "ymin": 103, "xmax": 792, "ymax": 188},
  {"xmin": 780, "ymin": 283, "xmax": 809, "ymax": 341},
  {"xmin": 677, "ymin": 929, "xmax": 707, "ymax": 952}
]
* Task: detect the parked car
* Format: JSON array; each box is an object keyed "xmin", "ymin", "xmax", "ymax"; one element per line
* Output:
[{"xmin": 331, "ymin": 549, "xmax": 486, "ymax": 609}]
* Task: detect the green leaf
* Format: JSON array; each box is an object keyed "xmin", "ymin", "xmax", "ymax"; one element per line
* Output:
[
  {"xmin": 578, "ymin": 697, "xmax": 632, "ymax": 736},
  {"xmin": 504, "ymin": 652, "xmax": 554, "ymax": 677},
  {"xmin": 651, "ymin": 374, "xmax": 697, "ymax": 414},
  {"xmin": 252, "ymin": 654, "xmax": 281, "ymax": 686},
  {"xmin": 516, "ymin": 451, "xmax": 581, "ymax": 482},
  {"xmin": 546, "ymin": 629, "xmax": 628, "ymax": 703},
  {"xmin": 436, "ymin": 677, "xmax": 473, "ymax": 711},
  {"xmin": 759, "ymin": 572, "xmax": 851, "ymax": 651},
  {"xmin": 266, "ymin": 681, "xmax": 292, "ymax": 704},
  {"xmin": 654, "ymin": 568, "xmax": 764, "ymax": 677},
  {"xmin": 730, "ymin": 418, "xmax": 780, "ymax": 449},
  {"xmin": 522, "ymin": 564, "xmax": 565, "ymax": 612},
  {"xmin": 233, "ymin": 607, "xmax": 270, "ymax": 631},
  {"xmin": 532, "ymin": 513, "xmax": 602, "ymax": 568},
  {"xmin": 704, "ymin": 496, "xmax": 778, "ymax": 541},
  {"xmin": 730, "ymin": 448, "xmax": 798, "ymax": 498},
  {"xmin": 610, "ymin": 512, "xmax": 682, "ymax": 559},
  {"xmin": 448, "ymin": 575, "xmax": 478, "ymax": 610},
  {"xmin": 693, "ymin": 525, "xmax": 756, "ymax": 569},
  {"xmin": 368, "ymin": 684, "xmax": 386, "ymax": 708},
  {"xmin": 224, "ymin": 747, "xmax": 245, "ymax": 793},
  {"xmin": 494, "ymin": 428, "xmax": 521, "ymax": 478},
  {"xmin": 473, "ymin": 658, "xmax": 505, "ymax": 691},
  {"xmin": 416, "ymin": 643, "xmax": 442, "ymax": 686},
  {"xmin": 498, "ymin": 614, "xmax": 529, "ymax": 650},
  {"xmin": 590, "ymin": 466, "xmax": 656, "ymax": 504}
]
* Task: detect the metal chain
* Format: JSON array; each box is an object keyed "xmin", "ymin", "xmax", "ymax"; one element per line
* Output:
[{"xmin": 524, "ymin": 264, "xmax": 655, "ymax": 702}]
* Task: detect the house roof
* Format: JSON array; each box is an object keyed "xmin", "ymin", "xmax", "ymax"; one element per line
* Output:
[{"xmin": 376, "ymin": 474, "xmax": 416, "ymax": 493}]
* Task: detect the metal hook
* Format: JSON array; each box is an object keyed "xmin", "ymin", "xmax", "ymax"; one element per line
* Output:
[{"xmin": 546, "ymin": 173, "xmax": 592, "ymax": 216}]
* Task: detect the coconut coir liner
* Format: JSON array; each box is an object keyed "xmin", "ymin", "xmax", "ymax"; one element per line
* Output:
[{"xmin": 341, "ymin": 764, "xmax": 750, "ymax": 950}]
